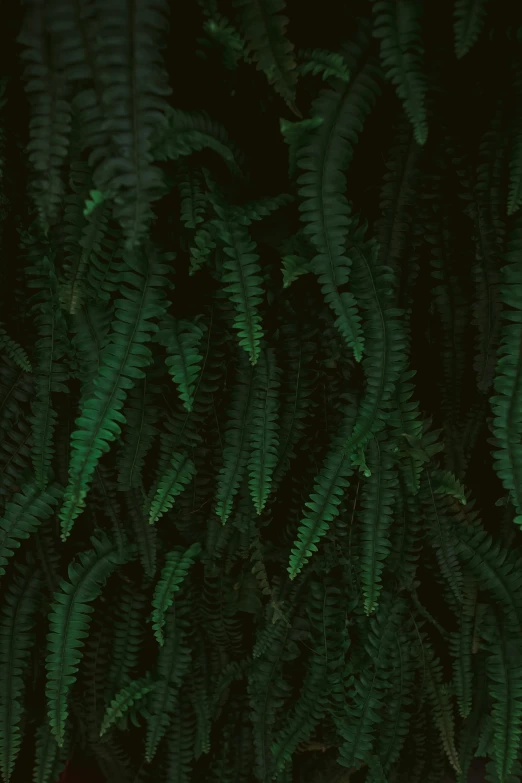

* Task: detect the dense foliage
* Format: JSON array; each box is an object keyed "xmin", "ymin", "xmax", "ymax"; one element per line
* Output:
[{"xmin": 1, "ymin": 0, "xmax": 522, "ymax": 781}]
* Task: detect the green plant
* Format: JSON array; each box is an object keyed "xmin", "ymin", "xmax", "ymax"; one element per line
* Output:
[{"xmin": 0, "ymin": 1, "xmax": 521, "ymax": 782}]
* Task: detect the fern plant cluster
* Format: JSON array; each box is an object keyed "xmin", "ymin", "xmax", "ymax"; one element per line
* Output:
[{"xmin": 0, "ymin": 0, "xmax": 522, "ymax": 782}]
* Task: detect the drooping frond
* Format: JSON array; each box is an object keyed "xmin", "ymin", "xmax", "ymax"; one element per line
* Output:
[
  {"xmin": 488, "ymin": 218, "xmax": 522, "ymax": 527},
  {"xmin": 212, "ymin": 213, "xmax": 264, "ymax": 365},
  {"xmin": 45, "ymin": 532, "xmax": 123, "ymax": 746},
  {"xmin": 232, "ymin": 0, "xmax": 299, "ymax": 114},
  {"xmin": 0, "ymin": 481, "xmax": 62, "ymax": 577},
  {"xmin": 146, "ymin": 450, "xmax": 196, "ymax": 525},
  {"xmin": 372, "ymin": 0, "xmax": 428, "ymax": 146},
  {"xmin": 214, "ymin": 356, "xmax": 257, "ymax": 524},
  {"xmin": 507, "ymin": 65, "xmax": 522, "ymax": 217},
  {"xmin": 358, "ymin": 436, "xmax": 398, "ymax": 615},
  {"xmin": 483, "ymin": 609, "xmax": 522, "ymax": 783},
  {"xmin": 151, "ymin": 542, "xmax": 202, "ymax": 645},
  {"xmin": 89, "ymin": 0, "xmax": 172, "ymax": 249},
  {"xmin": 0, "ymin": 325, "xmax": 31, "ymax": 373},
  {"xmin": 0, "ymin": 557, "xmax": 42, "ymax": 782},
  {"xmin": 17, "ymin": 2, "xmax": 72, "ymax": 231},
  {"xmin": 287, "ymin": 402, "xmax": 355, "ymax": 580},
  {"xmin": 151, "ymin": 107, "xmax": 242, "ymax": 177},
  {"xmin": 156, "ymin": 315, "xmax": 204, "ymax": 413},
  {"xmin": 247, "ymin": 347, "xmax": 281, "ymax": 514},
  {"xmin": 297, "ymin": 23, "xmax": 380, "ymax": 361},
  {"xmin": 100, "ymin": 674, "xmax": 156, "ymax": 737},
  {"xmin": 59, "ymin": 244, "xmax": 172, "ymax": 539},
  {"xmin": 342, "ymin": 227, "xmax": 408, "ymax": 467},
  {"xmin": 145, "ymin": 599, "xmax": 193, "ymax": 762},
  {"xmin": 297, "ymin": 48, "xmax": 350, "ymax": 83},
  {"xmin": 26, "ymin": 254, "xmax": 70, "ymax": 488},
  {"xmin": 453, "ymin": 0, "xmax": 489, "ymax": 59}
]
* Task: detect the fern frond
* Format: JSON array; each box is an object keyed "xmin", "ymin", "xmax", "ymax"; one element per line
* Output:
[
  {"xmin": 147, "ymin": 450, "xmax": 196, "ymax": 525},
  {"xmin": 488, "ymin": 220, "xmax": 522, "ymax": 527},
  {"xmin": 0, "ymin": 557, "xmax": 42, "ymax": 782},
  {"xmin": 215, "ymin": 358, "xmax": 257, "ymax": 524},
  {"xmin": 18, "ymin": 3, "xmax": 72, "ymax": 230},
  {"xmin": 372, "ymin": 0, "xmax": 428, "ymax": 146},
  {"xmin": 156, "ymin": 316, "xmax": 204, "ymax": 412},
  {"xmin": 59, "ymin": 245, "xmax": 171, "ymax": 540},
  {"xmin": 288, "ymin": 409, "xmax": 354, "ymax": 580},
  {"xmin": 233, "ymin": 0, "xmax": 299, "ymax": 114},
  {"xmin": 0, "ymin": 481, "xmax": 62, "ymax": 578},
  {"xmin": 145, "ymin": 602, "xmax": 193, "ymax": 762},
  {"xmin": 45, "ymin": 531, "xmax": 123, "ymax": 746},
  {"xmin": 90, "ymin": 0, "xmax": 172, "ymax": 249},
  {"xmin": 27, "ymin": 255, "xmax": 70, "ymax": 488},
  {"xmin": 424, "ymin": 649, "xmax": 462, "ymax": 775},
  {"xmin": 100, "ymin": 674, "xmax": 156, "ymax": 737},
  {"xmin": 454, "ymin": 0, "xmax": 489, "ymax": 59},
  {"xmin": 197, "ymin": 12, "xmax": 246, "ymax": 71},
  {"xmin": 248, "ymin": 347, "xmax": 281, "ymax": 514},
  {"xmin": 484, "ymin": 610, "xmax": 522, "ymax": 782},
  {"xmin": 0, "ymin": 326, "xmax": 31, "ymax": 373},
  {"xmin": 507, "ymin": 66, "xmax": 522, "ymax": 216},
  {"xmin": 212, "ymin": 216, "xmax": 264, "ymax": 365},
  {"xmin": 151, "ymin": 107, "xmax": 241, "ymax": 177},
  {"xmin": 297, "ymin": 25, "xmax": 380, "ymax": 361},
  {"xmin": 298, "ymin": 48, "xmax": 350, "ymax": 83},
  {"xmin": 106, "ymin": 578, "xmax": 147, "ymax": 702},
  {"xmin": 32, "ymin": 721, "xmax": 69, "ymax": 783},
  {"xmin": 343, "ymin": 230, "xmax": 408, "ymax": 465},
  {"xmin": 450, "ymin": 575, "xmax": 477, "ymax": 718},
  {"xmin": 151, "ymin": 543, "xmax": 202, "ymax": 645},
  {"xmin": 117, "ymin": 378, "xmax": 160, "ymax": 492},
  {"xmin": 359, "ymin": 437, "xmax": 398, "ymax": 615}
]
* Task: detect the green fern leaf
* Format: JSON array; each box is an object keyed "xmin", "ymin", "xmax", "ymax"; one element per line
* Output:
[
  {"xmin": 298, "ymin": 48, "xmax": 350, "ymax": 83},
  {"xmin": 0, "ymin": 481, "xmax": 62, "ymax": 578},
  {"xmin": 197, "ymin": 13, "xmax": 246, "ymax": 71},
  {"xmin": 0, "ymin": 326, "xmax": 31, "ymax": 373},
  {"xmin": 215, "ymin": 358, "xmax": 257, "ymax": 524},
  {"xmin": 450, "ymin": 575, "xmax": 477, "ymax": 719},
  {"xmin": 90, "ymin": 0, "xmax": 172, "ymax": 249},
  {"xmin": 100, "ymin": 674, "xmax": 157, "ymax": 737},
  {"xmin": 156, "ymin": 316, "xmax": 204, "ymax": 412},
  {"xmin": 59, "ymin": 246, "xmax": 171, "ymax": 540},
  {"xmin": 213, "ymin": 217, "xmax": 264, "ymax": 365},
  {"xmin": 424, "ymin": 651, "xmax": 462, "ymax": 775},
  {"xmin": 32, "ymin": 721, "xmax": 69, "ymax": 783},
  {"xmin": 233, "ymin": 0, "xmax": 299, "ymax": 114},
  {"xmin": 431, "ymin": 469, "xmax": 467, "ymax": 505},
  {"xmin": 18, "ymin": 5, "xmax": 72, "ymax": 230},
  {"xmin": 489, "ymin": 221, "xmax": 522, "ymax": 527},
  {"xmin": 0, "ymin": 557, "xmax": 42, "ymax": 782},
  {"xmin": 145, "ymin": 602, "xmax": 193, "ymax": 762},
  {"xmin": 484, "ymin": 611, "xmax": 522, "ymax": 782},
  {"xmin": 343, "ymin": 231, "xmax": 408, "ymax": 464},
  {"xmin": 280, "ymin": 115, "xmax": 323, "ymax": 179},
  {"xmin": 281, "ymin": 254, "xmax": 311, "ymax": 288},
  {"xmin": 45, "ymin": 532, "xmax": 123, "ymax": 746},
  {"xmin": 147, "ymin": 451, "xmax": 196, "ymax": 525},
  {"xmin": 151, "ymin": 107, "xmax": 241, "ymax": 177},
  {"xmin": 507, "ymin": 67, "xmax": 522, "ymax": 217},
  {"xmin": 359, "ymin": 438, "xmax": 398, "ymax": 615},
  {"xmin": 151, "ymin": 543, "xmax": 202, "ymax": 645},
  {"xmin": 372, "ymin": 0, "xmax": 428, "ymax": 146},
  {"xmin": 117, "ymin": 378, "xmax": 161, "ymax": 492},
  {"xmin": 288, "ymin": 427, "xmax": 353, "ymax": 579},
  {"xmin": 454, "ymin": 0, "xmax": 489, "ymax": 59},
  {"xmin": 248, "ymin": 347, "xmax": 281, "ymax": 514},
  {"xmin": 297, "ymin": 26, "xmax": 380, "ymax": 361}
]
